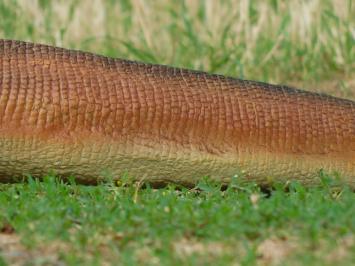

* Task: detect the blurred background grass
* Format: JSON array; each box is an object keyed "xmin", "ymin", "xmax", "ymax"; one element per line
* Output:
[{"xmin": 0, "ymin": 0, "xmax": 354, "ymax": 98}]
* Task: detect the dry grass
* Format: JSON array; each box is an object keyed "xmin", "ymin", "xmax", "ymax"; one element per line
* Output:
[{"xmin": 1, "ymin": 0, "xmax": 354, "ymax": 92}]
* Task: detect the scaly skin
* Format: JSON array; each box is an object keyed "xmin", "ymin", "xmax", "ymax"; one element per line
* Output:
[{"xmin": 0, "ymin": 39, "xmax": 354, "ymax": 186}]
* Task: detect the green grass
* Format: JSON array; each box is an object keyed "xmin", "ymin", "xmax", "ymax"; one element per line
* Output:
[
  {"xmin": 0, "ymin": 0, "xmax": 354, "ymax": 265},
  {"xmin": 0, "ymin": 176, "xmax": 354, "ymax": 265}
]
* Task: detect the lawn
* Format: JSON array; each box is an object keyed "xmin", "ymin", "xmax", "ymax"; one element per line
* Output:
[
  {"xmin": 0, "ymin": 176, "xmax": 354, "ymax": 265},
  {"xmin": 0, "ymin": 0, "xmax": 354, "ymax": 265}
]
